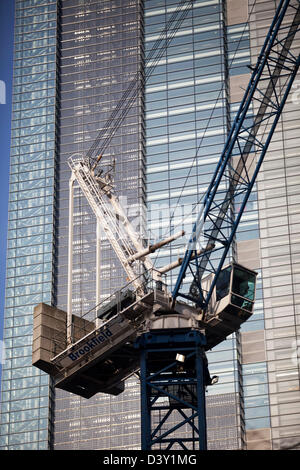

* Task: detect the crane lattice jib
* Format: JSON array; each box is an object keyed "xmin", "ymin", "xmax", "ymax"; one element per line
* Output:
[
  {"xmin": 173, "ymin": 0, "xmax": 300, "ymax": 310},
  {"xmin": 69, "ymin": 158, "xmax": 146, "ymax": 292}
]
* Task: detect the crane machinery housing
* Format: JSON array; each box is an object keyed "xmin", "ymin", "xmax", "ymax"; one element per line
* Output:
[{"xmin": 32, "ymin": 0, "xmax": 300, "ymax": 451}]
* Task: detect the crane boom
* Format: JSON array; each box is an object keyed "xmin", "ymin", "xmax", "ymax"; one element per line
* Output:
[
  {"xmin": 67, "ymin": 1, "xmax": 195, "ymax": 295},
  {"xmin": 69, "ymin": 157, "xmax": 147, "ymax": 292},
  {"xmin": 173, "ymin": 0, "xmax": 300, "ymax": 310}
]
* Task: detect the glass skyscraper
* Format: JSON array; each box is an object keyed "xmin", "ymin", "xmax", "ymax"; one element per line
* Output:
[{"xmin": 0, "ymin": 0, "xmax": 299, "ymax": 451}]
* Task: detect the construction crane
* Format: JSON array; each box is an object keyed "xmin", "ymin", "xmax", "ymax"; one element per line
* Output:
[{"xmin": 32, "ymin": 0, "xmax": 300, "ymax": 451}]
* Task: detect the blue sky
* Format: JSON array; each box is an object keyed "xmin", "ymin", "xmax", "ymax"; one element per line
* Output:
[{"xmin": 0, "ymin": 0, "xmax": 14, "ymax": 345}]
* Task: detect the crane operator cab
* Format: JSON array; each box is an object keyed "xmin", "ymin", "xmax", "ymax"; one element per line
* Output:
[{"xmin": 201, "ymin": 263, "xmax": 257, "ymax": 349}]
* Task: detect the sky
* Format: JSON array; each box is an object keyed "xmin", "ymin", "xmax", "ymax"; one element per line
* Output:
[{"xmin": 0, "ymin": 0, "xmax": 14, "ymax": 352}]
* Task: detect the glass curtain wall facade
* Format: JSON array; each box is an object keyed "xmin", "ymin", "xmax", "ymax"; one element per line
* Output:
[
  {"xmin": 0, "ymin": 0, "xmax": 300, "ymax": 451},
  {"xmin": 0, "ymin": 0, "xmax": 59, "ymax": 450},
  {"xmin": 53, "ymin": 0, "xmax": 145, "ymax": 449},
  {"xmin": 243, "ymin": 0, "xmax": 300, "ymax": 450}
]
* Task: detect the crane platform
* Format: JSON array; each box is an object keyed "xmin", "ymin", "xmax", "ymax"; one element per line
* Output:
[{"xmin": 33, "ymin": 263, "xmax": 257, "ymax": 398}]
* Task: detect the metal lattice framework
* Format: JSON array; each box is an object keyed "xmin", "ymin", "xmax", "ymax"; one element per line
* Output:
[
  {"xmin": 69, "ymin": 157, "xmax": 150, "ymax": 292},
  {"xmin": 136, "ymin": 330, "xmax": 207, "ymax": 450},
  {"xmin": 173, "ymin": 0, "xmax": 300, "ymax": 310}
]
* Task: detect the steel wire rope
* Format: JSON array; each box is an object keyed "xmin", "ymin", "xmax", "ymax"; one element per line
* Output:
[
  {"xmin": 80, "ymin": 15, "xmax": 92, "ymax": 333},
  {"xmin": 72, "ymin": 0, "xmax": 259, "ymax": 327},
  {"xmin": 161, "ymin": 0, "xmax": 300, "ymax": 300},
  {"xmin": 85, "ymin": 0, "xmax": 195, "ymax": 166},
  {"xmin": 76, "ymin": 0, "xmax": 259, "ymax": 328},
  {"xmin": 174, "ymin": 0, "xmax": 300, "ymax": 236},
  {"xmin": 71, "ymin": 0, "xmax": 197, "ymax": 327},
  {"xmin": 150, "ymin": 0, "xmax": 259, "ymax": 270}
]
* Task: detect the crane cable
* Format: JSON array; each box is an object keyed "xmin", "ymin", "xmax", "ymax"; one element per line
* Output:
[
  {"xmin": 86, "ymin": 0, "xmax": 195, "ymax": 167},
  {"xmin": 150, "ymin": 0, "xmax": 259, "ymax": 269}
]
